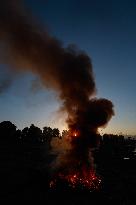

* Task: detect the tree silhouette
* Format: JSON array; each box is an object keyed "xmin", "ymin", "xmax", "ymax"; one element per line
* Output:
[
  {"xmin": 21, "ymin": 127, "xmax": 29, "ymax": 141},
  {"xmin": 0, "ymin": 121, "xmax": 17, "ymax": 143},
  {"xmin": 52, "ymin": 128, "xmax": 60, "ymax": 138},
  {"xmin": 42, "ymin": 126, "xmax": 60, "ymax": 148},
  {"xmin": 21, "ymin": 124, "xmax": 42, "ymax": 144},
  {"xmin": 61, "ymin": 130, "xmax": 69, "ymax": 138}
]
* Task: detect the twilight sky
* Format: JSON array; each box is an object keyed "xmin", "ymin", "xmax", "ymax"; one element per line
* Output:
[{"xmin": 0, "ymin": 0, "xmax": 136, "ymax": 135}]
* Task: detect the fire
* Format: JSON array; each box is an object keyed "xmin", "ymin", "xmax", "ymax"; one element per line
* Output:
[
  {"xmin": 50, "ymin": 130, "xmax": 101, "ymax": 192},
  {"xmin": 74, "ymin": 132, "xmax": 77, "ymax": 137},
  {"xmin": 71, "ymin": 130, "xmax": 80, "ymax": 138},
  {"xmin": 50, "ymin": 169, "xmax": 101, "ymax": 191}
]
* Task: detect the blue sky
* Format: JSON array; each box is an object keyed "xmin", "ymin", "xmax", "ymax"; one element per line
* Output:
[{"xmin": 0, "ymin": 0, "xmax": 136, "ymax": 134}]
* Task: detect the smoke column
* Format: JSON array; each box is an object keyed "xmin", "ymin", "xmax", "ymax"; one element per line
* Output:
[{"xmin": 0, "ymin": 0, "xmax": 114, "ymax": 176}]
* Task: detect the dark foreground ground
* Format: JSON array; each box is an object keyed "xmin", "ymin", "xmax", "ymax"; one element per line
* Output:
[
  {"xmin": 0, "ymin": 171, "xmax": 127, "ymax": 205},
  {"xmin": 1, "ymin": 156, "xmax": 136, "ymax": 205}
]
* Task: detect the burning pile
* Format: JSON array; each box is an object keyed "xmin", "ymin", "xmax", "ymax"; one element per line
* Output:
[
  {"xmin": 0, "ymin": 0, "xmax": 114, "ymax": 191},
  {"xmin": 50, "ymin": 170, "xmax": 101, "ymax": 191},
  {"xmin": 50, "ymin": 129, "xmax": 102, "ymax": 191}
]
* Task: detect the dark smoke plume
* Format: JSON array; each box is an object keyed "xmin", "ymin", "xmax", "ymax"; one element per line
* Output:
[{"xmin": 0, "ymin": 0, "xmax": 114, "ymax": 172}]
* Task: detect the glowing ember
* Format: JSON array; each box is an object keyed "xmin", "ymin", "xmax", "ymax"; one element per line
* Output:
[
  {"xmin": 50, "ymin": 170, "xmax": 101, "ymax": 191},
  {"xmin": 70, "ymin": 130, "xmax": 80, "ymax": 139}
]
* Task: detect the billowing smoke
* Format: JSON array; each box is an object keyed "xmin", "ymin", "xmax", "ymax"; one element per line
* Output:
[{"xmin": 0, "ymin": 1, "xmax": 114, "ymax": 177}]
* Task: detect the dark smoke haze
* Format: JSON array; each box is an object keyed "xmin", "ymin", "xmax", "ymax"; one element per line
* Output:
[{"xmin": 0, "ymin": 0, "xmax": 114, "ymax": 171}]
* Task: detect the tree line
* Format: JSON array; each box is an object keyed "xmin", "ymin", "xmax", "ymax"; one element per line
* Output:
[{"xmin": 0, "ymin": 121, "xmax": 61, "ymax": 145}]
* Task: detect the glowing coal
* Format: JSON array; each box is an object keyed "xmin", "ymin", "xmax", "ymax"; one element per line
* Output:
[{"xmin": 50, "ymin": 168, "xmax": 101, "ymax": 191}]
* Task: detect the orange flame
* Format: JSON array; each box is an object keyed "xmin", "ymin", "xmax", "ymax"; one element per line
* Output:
[{"xmin": 71, "ymin": 130, "xmax": 80, "ymax": 138}]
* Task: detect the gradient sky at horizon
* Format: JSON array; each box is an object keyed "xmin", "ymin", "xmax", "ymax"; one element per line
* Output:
[{"xmin": 0, "ymin": 0, "xmax": 136, "ymax": 135}]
